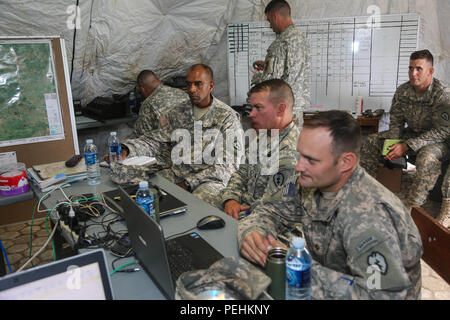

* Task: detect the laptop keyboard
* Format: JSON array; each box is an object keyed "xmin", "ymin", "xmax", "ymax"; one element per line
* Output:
[{"xmin": 165, "ymin": 240, "xmax": 196, "ymax": 282}]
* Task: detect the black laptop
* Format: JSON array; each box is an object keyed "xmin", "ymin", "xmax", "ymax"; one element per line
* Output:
[
  {"xmin": 115, "ymin": 186, "xmax": 223, "ymax": 299},
  {"xmin": 0, "ymin": 249, "xmax": 114, "ymax": 300},
  {"xmin": 102, "ymin": 183, "xmax": 187, "ymax": 219}
]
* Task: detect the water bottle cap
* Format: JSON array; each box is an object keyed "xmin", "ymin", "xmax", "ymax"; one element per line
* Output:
[
  {"xmin": 292, "ymin": 237, "xmax": 305, "ymax": 249},
  {"xmin": 139, "ymin": 181, "xmax": 148, "ymax": 189},
  {"xmin": 110, "ymin": 132, "xmax": 117, "ymax": 136},
  {"xmin": 86, "ymin": 139, "xmax": 93, "ymax": 144}
]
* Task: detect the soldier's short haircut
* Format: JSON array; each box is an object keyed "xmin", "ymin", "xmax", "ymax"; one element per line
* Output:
[
  {"xmin": 410, "ymin": 49, "xmax": 434, "ymax": 66},
  {"xmin": 249, "ymin": 79, "xmax": 294, "ymax": 110},
  {"xmin": 188, "ymin": 64, "xmax": 214, "ymax": 81},
  {"xmin": 265, "ymin": 0, "xmax": 291, "ymax": 16},
  {"xmin": 137, "ymin": 70, "xmax": 157, "ymax": 87},
  {"xmin": 304, "ymin": 110, "xmax": 362, "ymax": 161}
]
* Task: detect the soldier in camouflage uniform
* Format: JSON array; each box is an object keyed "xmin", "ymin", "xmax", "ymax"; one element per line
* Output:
[
  {"xmin": 360, "ymin": 50, "xmax": 450, "ymax": 209},
  {"xmin": 219, "ymin": 79, "xmax": 300, "ymax": 219},
  {"xmin": 438, "ymin": 164, "xmax": 450, "ymax": 228},
  {"xmin": 121, "ymin": 64, "xmax": 243, "ymax": 205},
  {"xmin": 133, "ymin": 70, "xmax": 189, "ymax": 137},
  {"xmin": 239, "ymin": 111, "xmax": 423, "ymax": 300},
  {"xmin": 251, "ymin": 0, "xmax": 311, "ymax": 127}
]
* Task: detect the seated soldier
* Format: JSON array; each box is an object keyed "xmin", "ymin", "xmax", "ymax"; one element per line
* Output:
[
  {"xmin": 360, "ymin": 50, "xmax": 450, "ymax": 210},
  {"xmin": 120, "ymin": 64, "xmax": 244, "ymax": 205},
  {"xmin": 239, "ymin": 110, "xmax": 423, "ymax": 299},
  {"xmin": 219, "ymin": 79, "xmax": 300, "ymax": 219},
  {"xmin": 133, "ymin": 70, "xmax": 189, "ymax": 137}
]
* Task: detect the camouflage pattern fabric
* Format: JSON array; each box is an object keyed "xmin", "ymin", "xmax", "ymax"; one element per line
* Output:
[
  {"xmin": 442, "ymin": 165, "xmax": 450, "ymax": 198},
  {"xmin": 109, "ymin": 161, "xmax": 161, "ymax": 185},
  {"xmin": 133, "ymin": 84, "xmax": 189, "ymax": 136},
  {"xmin": 123, "ymin": 96, "xmax": 244, "ymax": 195},
  {"xmin": 238, "ymin": 166, "xmax": 423, "ymax": 299},
  {"xmin": 219, "ymin": 121, "xmax": 300, "ymax": 210},
  {"xmin": 360, "ymin": 78, "xmax": 450, "ymax": 206},
  {"xmin": 252, "ymin": 25, "xmax": 311, "ymax": 127},
  {"xmin": 175, "ymin": 256, "xmax": 271, "ymax": 300}
]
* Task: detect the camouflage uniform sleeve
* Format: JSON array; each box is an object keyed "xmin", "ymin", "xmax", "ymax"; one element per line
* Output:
[
  {"xmin": 387, "ymin": 90, "xmax": 406, "ymax": 138},
  {"xmin": 311, "ymin": 205, "xmax": 414, "ymax": 300},
  {"xmin": 238, "ymin": 175, "xmax": 303, "ymax": 249},
  {"xmin": 406, "ymin": 101, "xmax": 450, "ymax": 151},
  {"xmin": 220, "ymin": 164, "xmax": 249, "ymax": 208},
  {"xmin": 184, "ymin": 115, "xmax": 244, "ymax": 191},
  {"xmin": 125, "ymin": 124, "xmax": 172, "ymax": 158}
]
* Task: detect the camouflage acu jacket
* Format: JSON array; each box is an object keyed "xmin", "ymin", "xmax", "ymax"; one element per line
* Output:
[
  {"xmin": 238, "ymin": 166, "xmax": 423, "ymax": 299},
  {"xmin": 124, "ymin": 96, "xmax": 243, "ymax": 191},
  {"xmin": 220, "ymin": 121, "xmax": 300, "ymax": 209},
  {"xmin": 252, "ymin": 24, "xmax": 311, "ymax": 119},
  {"xmin": 134, "ymin": 84, "xmax": 189, "ymax": 136},
  {"xmin": 389, "ymin": 78, "xmax": 450, "ymax": 151}
]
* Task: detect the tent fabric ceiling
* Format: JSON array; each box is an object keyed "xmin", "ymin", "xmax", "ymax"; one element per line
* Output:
[{"xmin": 0, "ymin": 0, "xmax": 448, "ymax": 106}]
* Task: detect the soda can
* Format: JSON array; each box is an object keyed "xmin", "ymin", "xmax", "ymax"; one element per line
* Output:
[{"xmin": 265, "ymin": 247, "xmax": 287, "ymax": 300}]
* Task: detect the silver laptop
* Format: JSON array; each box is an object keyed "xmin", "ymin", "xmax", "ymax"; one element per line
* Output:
[
  {"xmin": 0, "ymin": 249, "xmax": 114, "ymax": 300},
  {"xmin": 116, "ymin": 187, "xmax": 223, "ymax": 299}
]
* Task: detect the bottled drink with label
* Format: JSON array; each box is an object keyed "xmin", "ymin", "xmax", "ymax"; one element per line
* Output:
[
  {"xmin": 285, "ymin": 237, "xmax": 312, "ymax": 300},
  {"xmin": 135, "ymin": 181, "xmax": 156, "ymax": 220},
  {"xmin": 84, "ymin": 139, "xmax": 101, "ymax": 185},
  {"xmin": 108, "ymin": 132, "xmax": 122, "ymax": 163}
]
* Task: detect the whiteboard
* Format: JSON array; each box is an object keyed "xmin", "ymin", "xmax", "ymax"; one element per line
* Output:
[{"xmin": 227, "ymin": 13, "xmax": 419, "ymax": 113}]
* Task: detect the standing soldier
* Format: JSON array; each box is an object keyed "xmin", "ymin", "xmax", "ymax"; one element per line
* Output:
[{"xmin": 252, "ymin": 0, "xmax": 311, "ymax": 128}]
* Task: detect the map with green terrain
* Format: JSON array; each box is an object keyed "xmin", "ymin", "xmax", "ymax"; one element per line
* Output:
[{"xmin": 0, "ymin": 41, "xmax": 63, "ymax": 147}]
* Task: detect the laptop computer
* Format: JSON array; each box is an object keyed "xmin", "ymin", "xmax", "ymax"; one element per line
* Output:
[
  {"xmin": 0, "ymin": 249, "xmax": 114, "ymax": 300},
  {"xmin": 102, "ymin": 183, "xmax": 187, "ymax": 219},
  {"xmin": 115, "ymin": 186, "xmax": 223, "ymax": 299}
]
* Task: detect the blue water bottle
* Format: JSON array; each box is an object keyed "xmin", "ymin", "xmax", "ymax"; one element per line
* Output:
[
  {"xmin": 108, "ymin": 132, "xmax": 122, "ymax": 163},
  {"xmin": 84, "ymin": 139, "xmax": 101, "ymax": 186},
  {"xmin": 135, "ymin": 181, "xmax": 155, "ymax": 220},
  {"xmin": 285, "ymin": 237, "xmax": 312, "ymax": 300}
]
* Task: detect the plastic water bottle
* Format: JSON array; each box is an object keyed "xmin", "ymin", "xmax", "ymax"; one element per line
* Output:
[
  {"xmin": 84, "ymin": 139, "xmax": 101, "ymax": 185},
  {"xmin": 129, "ymin": 91, "xmax": 136, "ymax": 114},
  {"xmin": 135, "ymin": 181, "xmax": 156, "ymax": 219},
  {"xmin": 108, "ymin": 132, "xmax": 122, "ymax": 163},
  {"xmin": 285, "ymin": 237, "xmax": 312, "ymax": 300}
]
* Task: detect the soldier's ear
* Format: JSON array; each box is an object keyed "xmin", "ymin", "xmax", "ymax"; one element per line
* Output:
[
  {"xmin": 209, "ymin": 80, "xmax": 215, "ymax": 92},
  {"xmin": 277, "ymin": 102, "xmax": 287, "ymax": 115},
  {"xmin": 338, "ymin": 152, "xmax": 357, "ymax": 173}
]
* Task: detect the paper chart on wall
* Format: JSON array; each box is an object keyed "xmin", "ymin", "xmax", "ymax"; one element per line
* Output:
[{"xmin": 227, "ymin": 13, "xmax": 419, "ymax": 112}]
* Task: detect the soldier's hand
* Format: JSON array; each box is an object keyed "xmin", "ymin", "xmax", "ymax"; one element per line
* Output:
[
  {"xmin": 224, "ymin": 200, "xmax": 251, "ymax": 220},
  {"xmin": 253, "ymin": 60, "xmax": 265, "ymax": 71},
  {"xmin": 240, "ymin": 231, "xmax": 272, "ymax": 267},
  {"xmin": 385, "ymin": 143, "xmax": 408, "ymax": 160},
  {"xmin": 177, "ymin": 181, "xmax": 189, "ymax": 191},
  {"xmin": 104, "ymin": 149, "xmax": 128, "ymax": 164}
]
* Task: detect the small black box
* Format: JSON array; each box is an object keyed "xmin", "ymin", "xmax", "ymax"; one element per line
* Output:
[{"xmin": 82, "ymin": 96, "xmax": 127, "ymax": 120}]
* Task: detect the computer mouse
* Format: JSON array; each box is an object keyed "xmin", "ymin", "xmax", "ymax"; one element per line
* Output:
[{"xmin": 197, "ymin": 215, "xmax": 226, "ymax": 230}]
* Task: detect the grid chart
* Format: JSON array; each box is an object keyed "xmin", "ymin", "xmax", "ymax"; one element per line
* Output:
[{"xmin": 227, "ymin": 13, "xmax": 419, "ymax": 112}]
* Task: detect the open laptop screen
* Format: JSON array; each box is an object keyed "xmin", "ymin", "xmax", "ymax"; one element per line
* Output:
[{"xmin": 0, "ymin": 249, "xmax": 113, "ymax": 300}]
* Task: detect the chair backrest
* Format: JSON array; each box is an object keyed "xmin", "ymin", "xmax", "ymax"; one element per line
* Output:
[{"xmin": 411, "ymin": 206, "xmax": 450, "ymax": 284}]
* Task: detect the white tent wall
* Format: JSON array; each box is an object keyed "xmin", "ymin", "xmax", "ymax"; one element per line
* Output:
[
  {"xmin": 0, "ymin": 0, "xmax": 448, "ymax": 105},
  {"xmin": 0, "ymin": 0, "xmax": 448, "ymax": 153}
]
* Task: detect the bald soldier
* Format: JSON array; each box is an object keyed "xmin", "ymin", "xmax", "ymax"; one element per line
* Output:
[
  {"xmin": 133, "ymin": 70, "xmax": 189, "ymax": 136},
  {"xmin": 360, "ymin": 50, "xmax": 450, "ymax": 210},
  {"xmin": 121, "ymin": 64, "xmax": 243, "ymax": 204},
  {"xmin": 239, "ymin": 111, "xmax": 423, "ymax": 299},
  {"xmin": 252, "ymin": 0, "xmax": 310, "ymax": 127},
  {"xmin": 219, "ymin": 79, "xmax": 300, "ymax": 219}
]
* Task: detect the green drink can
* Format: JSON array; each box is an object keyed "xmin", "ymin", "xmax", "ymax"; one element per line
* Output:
[{"xmin": 265, "ymin": 247, "xmax": 287, "ymax": 300}]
